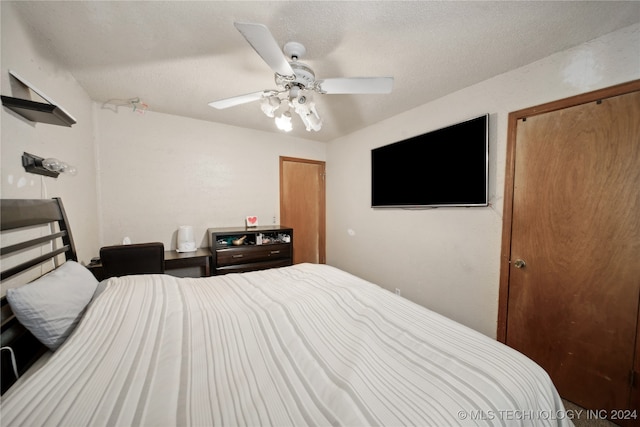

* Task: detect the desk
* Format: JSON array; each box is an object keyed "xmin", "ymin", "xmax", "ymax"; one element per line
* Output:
[
  {"xmin": 163, "ymin": 248, "xmax": 211, "ymax": 276},
  {"xmin": 87, "ymin": 248, "xmax": 212, "ymax": 281}
]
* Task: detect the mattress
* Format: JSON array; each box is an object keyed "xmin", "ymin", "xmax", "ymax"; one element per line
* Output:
[{"xmin": 2, "ymin": 263, "xmax": 571, "ymax": 426}]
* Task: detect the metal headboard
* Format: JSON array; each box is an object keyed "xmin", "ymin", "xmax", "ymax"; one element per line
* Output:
[{"xmin": 0, "ymin": 198, "xmax": 77, "ymax": 394}]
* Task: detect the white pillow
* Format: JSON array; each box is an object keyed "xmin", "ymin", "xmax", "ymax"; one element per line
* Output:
[{"xmin": 7, "ymin": 260, "xmax": 98, "ymax": 351}]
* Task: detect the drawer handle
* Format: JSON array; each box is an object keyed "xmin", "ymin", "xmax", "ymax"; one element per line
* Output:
[
  {"xmin": 232, "ymin": 254, "xmax": 244, "ymax": 258},
  {"xmin": 270, "ymin": 250, "xmax": 281, "ymax": 255}
]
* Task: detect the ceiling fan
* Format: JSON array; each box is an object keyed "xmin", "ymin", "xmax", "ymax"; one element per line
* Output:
[{"xmin": 208, "ymin": 22, "xmax": 394, "ymax": 132}]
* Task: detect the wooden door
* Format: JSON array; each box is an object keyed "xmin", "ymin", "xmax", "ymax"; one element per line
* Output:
[
  {"xmin": 280, "ymin": 157, "xmax": 326, "ymax": 264},
  {"xmin": 499, "ymin": 83, "xmax": 640, "ymax": 413}
]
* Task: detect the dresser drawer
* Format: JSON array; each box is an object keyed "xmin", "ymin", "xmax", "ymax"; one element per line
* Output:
[
  {"xmin": 216, "ymin": 244, "xmax": 291, "ymax": 267},
  {"xmin": 216, "ymin": 259, "xmax": 292, "ymax": 275}
]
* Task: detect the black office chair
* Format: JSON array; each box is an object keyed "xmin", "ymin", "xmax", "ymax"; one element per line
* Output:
[{"xmin": 100, "ymin": 242, "xmax": 165, "ymax": 279}]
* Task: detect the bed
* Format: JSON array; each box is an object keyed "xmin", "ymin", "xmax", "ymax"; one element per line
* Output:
[{"xmin": 1, "ymin": 199, "xmax": 572, "ymax": 426}]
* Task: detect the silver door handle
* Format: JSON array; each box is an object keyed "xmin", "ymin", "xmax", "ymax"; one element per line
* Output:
[{"xmin": 513, "ymin": 259, "xmax": 526, "ymax": 269}]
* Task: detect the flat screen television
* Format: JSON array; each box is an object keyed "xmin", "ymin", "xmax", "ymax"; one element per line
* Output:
[{"xmin": 371, "ymin": 114, "xmax": 489, "ymax": 208}]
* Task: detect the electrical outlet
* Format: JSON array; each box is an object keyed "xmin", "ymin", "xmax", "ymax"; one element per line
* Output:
[{"xmin": 395, "ymin": 288, "xmax": 401, "ymax": 296}]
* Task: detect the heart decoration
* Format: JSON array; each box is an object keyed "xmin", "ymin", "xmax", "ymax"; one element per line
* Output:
[{"xmin": 247, "ymin": 216, "xmax": 257, "ymax": 225}]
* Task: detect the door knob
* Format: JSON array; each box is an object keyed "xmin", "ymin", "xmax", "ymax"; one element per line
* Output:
[{"xmin": 513, "ymin": 259, "xmax": 526, "ymax": 269}]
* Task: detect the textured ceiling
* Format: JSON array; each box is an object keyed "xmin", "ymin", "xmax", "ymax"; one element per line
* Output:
[{"xmin": 9, "ymin": 1, "xmax": 640, "ymax": 142}]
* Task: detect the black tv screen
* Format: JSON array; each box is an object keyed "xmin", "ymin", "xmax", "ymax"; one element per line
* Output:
[{"xmin": 371, "ymin": 114, "xmax": 489, "ymax": 207}]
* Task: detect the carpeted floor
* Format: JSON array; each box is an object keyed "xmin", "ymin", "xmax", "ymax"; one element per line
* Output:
[{"xmin": 562, "ymin": 400, "xmax": 621, "ymax": 427}]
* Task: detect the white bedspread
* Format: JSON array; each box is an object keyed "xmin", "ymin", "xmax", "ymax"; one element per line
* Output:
[{"xmin": 2, "ymin": 264, "xmax": 571, "ymax": 426}]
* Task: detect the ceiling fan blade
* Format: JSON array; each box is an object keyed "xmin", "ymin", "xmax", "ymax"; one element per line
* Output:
[
  {"xmin": 317, "ymin": 77, "xmax": 394, "ymax": 94},
  {"xmin": 234, "ymin": 22, "xmax": 295, "ymax": 78},
  {"xmin": 208, "ymin": 91, "xmax": 268, "ymax": 109}
]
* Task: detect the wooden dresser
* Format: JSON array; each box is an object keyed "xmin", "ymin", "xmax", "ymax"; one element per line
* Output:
[{"xmin": 208, "ymin": 226, "xmax": 293, "ymax": 275}]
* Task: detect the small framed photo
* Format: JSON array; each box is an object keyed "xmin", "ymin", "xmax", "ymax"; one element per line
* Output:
[{"xmin": 245, "ymin": 216, "xmax": 259, "ymax": 228}]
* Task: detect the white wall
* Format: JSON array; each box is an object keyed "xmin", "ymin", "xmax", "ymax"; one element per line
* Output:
[
  {"xmin": 95, "ymin": 106, "xmax": 326, "ymax": 250},
  {"xmin": 3, "ymin": 0, "xmax": 638, "ymax": 339},
  {"xmin": 326, "ymin": 23, "xmax": 640, "ymax": 338},
  {"xmin": 0, "ymin": 2, "xmax": 99, "ymax": 266}
]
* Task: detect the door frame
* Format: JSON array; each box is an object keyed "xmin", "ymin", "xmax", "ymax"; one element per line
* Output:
[
  {"xmin": 279, "ymin": 156, "xmax": 326, "ymax": 264},
  {"xmin": 497, "ymin": 79, "xmax": 640, "ymax": 342}
]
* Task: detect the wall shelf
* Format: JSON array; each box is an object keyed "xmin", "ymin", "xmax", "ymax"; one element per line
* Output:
[
  {"xmin": 1, "ymin": 95, "xmax": 76, "ymax": 127},
  {"xmin": 2, "ymin": 70, "xmax": 76, "ymax": 127}
]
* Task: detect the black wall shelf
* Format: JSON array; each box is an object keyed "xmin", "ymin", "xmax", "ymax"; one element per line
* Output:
[{"xmin": 1, "ymin": 96, "xmax": 76, "ymax": 127}]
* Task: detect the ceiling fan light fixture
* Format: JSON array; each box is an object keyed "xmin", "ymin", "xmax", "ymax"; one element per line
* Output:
[
  {"xmin": 260, "ymin": 96, "xmax": 281, "ymax": 118},
  {"xmin": 298, "ymin": 109, "xmax": 322, "ymax": 132},
  {"xmin": 293, "ymin": 92, "xmax": 322, "ymax": 132},
  {"xmin": 275, "ymin": 111, "xmax": 292, "ymax": 132}
]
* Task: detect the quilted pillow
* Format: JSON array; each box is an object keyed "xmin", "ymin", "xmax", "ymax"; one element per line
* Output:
[{"xmin": 7, "ymin": 261, "xmax": 98, "ymax": 351}]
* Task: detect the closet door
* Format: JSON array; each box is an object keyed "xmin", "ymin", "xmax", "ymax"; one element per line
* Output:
[
  {"xmin": 503, "ymin": 88, "xmax": 640, "ymax": 411},
  {"xmin": 280, "ymin": 157, "xmax": 326, "ymax": 264}
]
